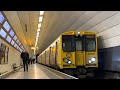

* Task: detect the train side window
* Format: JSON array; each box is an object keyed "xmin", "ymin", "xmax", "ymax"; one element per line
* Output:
[
  {"xmin": 3, "ymin": 21, "xmax": 11, "ymax": 32},
  {"xmin": 0, "ymin": 28, "xmax": 7, "ymax": 38},
  {"xmin": 9, "ymin": 29, "xmax": 15, "ymax": 37},
  {"xmin": 6, "ymin": 35, "xmax": 12, "ymax": 43},
  {"xmin": 0, "ymin": 12, "xmax": 5, "ymax": 24}
]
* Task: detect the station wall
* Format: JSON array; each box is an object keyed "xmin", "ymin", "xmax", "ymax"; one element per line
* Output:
[{"xmin": 0, "ymin": 38, "xmax": 21, "ymax": 74}]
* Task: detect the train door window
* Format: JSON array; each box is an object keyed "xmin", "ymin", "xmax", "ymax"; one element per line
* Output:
[
  {"xmin": 3, "ymin": 21, "xmax": 11, "ymax": 32},
  {"xmin": 0, "ymin": 28, "xmax": 7, "ymax": 38},
  {"xmin": 75, "ymin": 36, "xmax": 82, "ymax": 51},
  {"xmin": 0, "ymin": 12, "xmax": 4, "ymax": 24},
  {"xmin": 11, "ymin": 40, "xmax": 15, "ymax": 46},
  {"xmin": 9, "ymin": 29, "xmax": 14, "ymax": 37},
  {"xmin": 6, "ymin": 35, "xmax": 11, "ymax": 43}
]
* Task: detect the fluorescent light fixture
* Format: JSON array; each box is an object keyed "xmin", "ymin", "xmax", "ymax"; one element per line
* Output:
[
  {"xmin": 37, "ymin": 32, "xmax": 39, "ymax": 36},
  {"xmin": 37, "ymin": 31, "xmax": 39, "ymax": 34},
  {"xmin": 34, "ymin": 11, "xmax": 45, "ymax": 54},
  {"xmin": 36, "ymin": 37, "xmax": 38, "ymax": 40},
  {"xmin": 36, "ymin": 35, "xmax": 39, "ymax": 38},
  {"xmin": 40, "ymin": 11, "xmax": 44, "ymax": 15},
  {"xmin": 37, "ymin": 28, "xmax": 40, "ymax": 31},
  {"xmin": 36, "ymin": 47, "xmax": 38, "ymax": 49},
  {"xmin": 34, "ymin": 50, "xmax": 35, "ymax": 55},
  {"xmin": 36, "ymin": 39, "xmax": 38, "ymax": 42},
  {"xmin": 37, "ymin": 34, "xmax": 39, "ymax": 37},
  {"xmin": 36, "ymin": 36, "xmax": 38, "ymax": 38},
  {"xmin": 38, "ymin": 23, "xmax": 41, "ymax": 28},
  {"xmin": 37, "ymin": 31, "xmax": 40, "ymax": 33},
  {"xmin": 39, "ymin": 16, "xmax": 43, "ymax": 22},
  {"xmin": 36, "ymin": 40, "xmax": 38, "ymax": 42},
  {"xmin": 31, "ymin": 47, "xmax": 35, "ymax": 49}
]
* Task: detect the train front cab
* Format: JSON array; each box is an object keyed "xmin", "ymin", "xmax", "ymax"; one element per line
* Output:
[
  {"xmin": 58, "ymin": 31, "xmax": 76, "ymax": 70},
  {"xmin": 75, "ymin": 31, "xmax": 98, "ymax": 77}
]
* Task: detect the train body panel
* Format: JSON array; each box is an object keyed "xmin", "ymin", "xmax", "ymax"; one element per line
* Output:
[
  {"xmin": 75, "ymin": 31, "xmax": 98, "ymax": 67},
  {"xmin": 61, "ymin": 31, "xmax": 76, "ymax": 69},
  {"xmin": 85, "ymin": 52, "xmax": 98, "ymax": 68},
  {"xmin": 75, "ymin": 51, "xmax": 84, "ymax": 66},
  {"xmin": 56, "ymin": 37, "xmax": 62, "ymax": 69}
]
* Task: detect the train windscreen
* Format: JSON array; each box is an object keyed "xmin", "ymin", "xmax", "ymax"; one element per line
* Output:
[
  {"xmin": 85, "ymin": 35, "xmax": 96, "ymax": 51},
  {"xmin": 75, "ymin": 36, "xmax": 82, "ymax": 51},
  {"xmin": 62, "ymin": 35, "xmax": 75, "ymax": 52}
]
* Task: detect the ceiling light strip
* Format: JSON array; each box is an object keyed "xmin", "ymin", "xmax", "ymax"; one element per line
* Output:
[{"xmin": 34, "ymin": 11, "xmax": 45, "ymax": 54}]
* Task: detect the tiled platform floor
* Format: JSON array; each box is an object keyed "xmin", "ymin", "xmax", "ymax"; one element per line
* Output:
[
  {"xmin": 5, "ymin": 63, "xmax": 77, "ymax": 79},
  {"xmin": 5, "ymin": 64, "xmax": 50, "ymax": 79}
]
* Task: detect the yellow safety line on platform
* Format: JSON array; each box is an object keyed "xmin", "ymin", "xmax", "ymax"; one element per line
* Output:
[{"xmin": 40, "ymin": 65, "xmax": 64, "ymax": 79}]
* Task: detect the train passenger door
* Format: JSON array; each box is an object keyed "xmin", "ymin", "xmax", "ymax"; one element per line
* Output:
[
  {"xmin": 44, "ymin": 51, "xmax": 46, "ymax": 64},
  {"xmin": 75, "ymin": 35, "xmax": 84, "ymax": 66},
  {"xmin": 55, "ymin": 42, "xmax": 58, "ymax": 66},
  {"xmin": 49, "ymin": 47, "xmax": 51, "ymax": 66}
]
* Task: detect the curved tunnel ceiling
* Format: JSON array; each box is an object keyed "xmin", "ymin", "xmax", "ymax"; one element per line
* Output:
[
  {"xmin": 4, "ymin": 11, "xmax": 120, "ymax": 55},
  {"xmin": 37, "ymin": 11, "xmax": 120, "ymax": 55}
]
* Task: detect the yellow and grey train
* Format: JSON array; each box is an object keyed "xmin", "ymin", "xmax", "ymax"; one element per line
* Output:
[{"xmin": 38, "ymin": 31, "xmax": 98, "ymax": 78}]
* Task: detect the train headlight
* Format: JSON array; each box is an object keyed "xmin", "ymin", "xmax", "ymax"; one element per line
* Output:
[
  {"xmin": 63, "ymin": 58, "xmax": 72, "ymax": 64},
  {"xmin": 91, "ymin": 58, "xmax": 96, "ymax": 62},
  {"xmin": 88, "ymin": 57, "xmax": 96, "ymax": 64},
  {"xmin": 88, "ymin": 60, "xmax": 92, "ymax": 63},
  {"xmin": 68, "ymin": 61, "xmax": 72, "ymax": 64}
]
